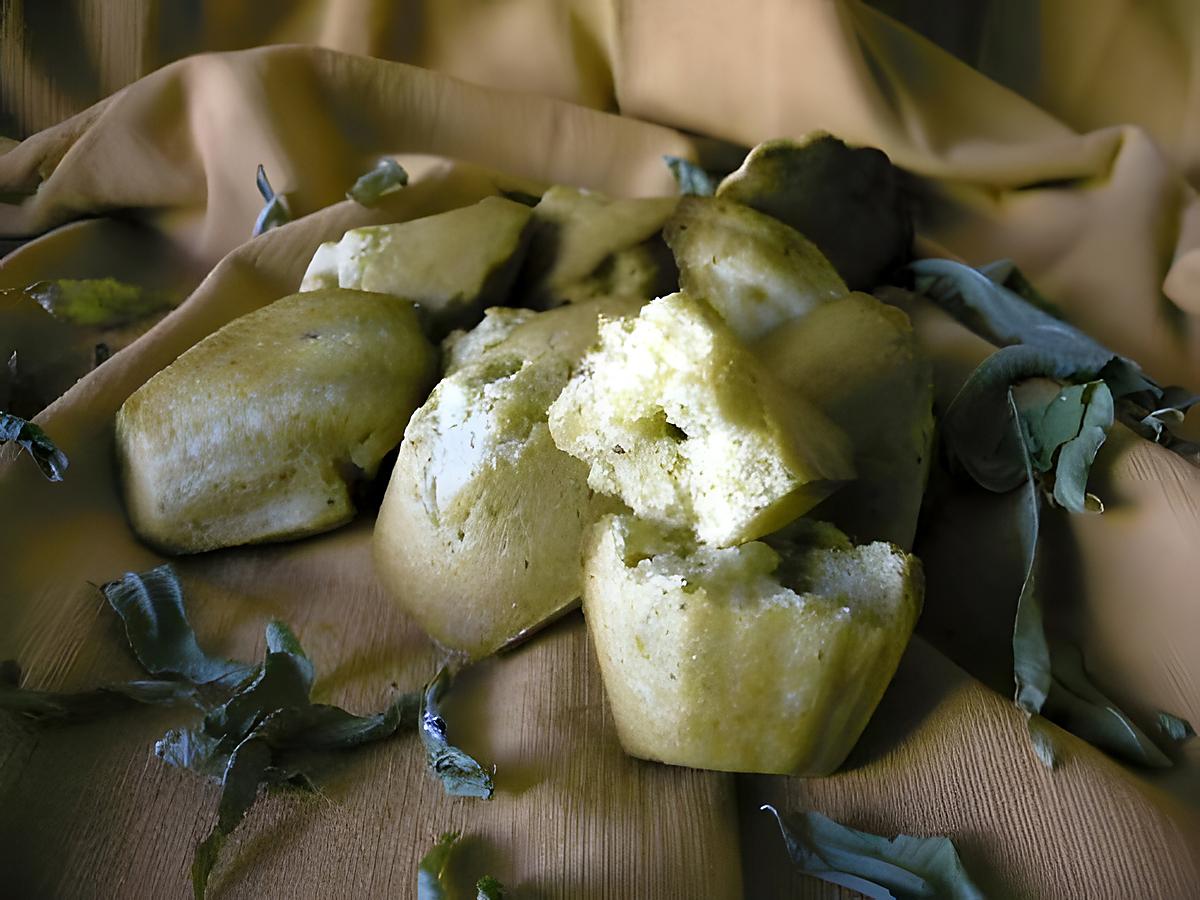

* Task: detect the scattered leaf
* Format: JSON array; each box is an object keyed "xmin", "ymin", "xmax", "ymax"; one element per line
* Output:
[
  {"xmin": 761, "ymin": 805, "xmax": 984, "ymax": 900},
  {"xmin": 0, "ymin": 662, "xmax": 202, "ymax": 722},
  {"xmin": 8, "ymin": 563, "xmax": 483, "ymax": 898},
  {"xmin": 476, "ymin": 875, "xmax": 507, "ymax": 899},
  {"xmin": 346, "ymin": 158, "xmax": 409, "ymax": 206},
  {"xmin": 24, "ymin": 277, "xmax": 175, "ymax": 327},
  {"xmin": 1006, "ymin": 387, "xmax": 1169, "ymax": 767},
  {"xmin": 420, "ymin": 666, "xmax": 494, "ymax": 799},
  {"xmin": 663, "ymin": 155, "xmax": 717, "ymax": 196},
  {"xmin": 1007, "ymin": 389, "xmax": 1051, "ymax": 723},
  {"xmin": 1049, "ymin": 381, "xmax": 1112, "ymax": 514},
  {"xmin": 417, "ymin": 832, "xmax": 460, "ymax": 900},
  {"xmin": 252, "ymin": 164, "xmax": 291, "ymax": 236},
  {"xmin": 0, "ymin": 411, "xmax": 69, "ymax": 480},
  {"xmin": 1043, "ymin": 643, "xmax": 1169, "ymax": 768},
  {"xmin": 942, "ymin": 344, "xmax": 1089, "ymax": 492},
  {"xmin": 977, "ymin": 258, "xmax": 1064, "ymax": 317},
  {"xmin": 904, "ymin": 259, "xmax": 1195, "ymax": 767},
  {"xmin": 905, "ymin": 259, "xmax": 1149, "ymax": 386},
  {"xmin": 1158, "ymin": 711, "xmax": 1196, "ymax": 743},
  {"xmin": 101, "ymin": 566, "xmax": 251, "ymax": 688}
]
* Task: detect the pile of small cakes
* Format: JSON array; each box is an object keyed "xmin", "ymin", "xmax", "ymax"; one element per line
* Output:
[{"xmin": 116, "ymin": 134, "xmax": 933, "ymax": 776}]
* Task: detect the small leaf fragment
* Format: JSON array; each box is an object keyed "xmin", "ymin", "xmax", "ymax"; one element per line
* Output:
[
  {"xmin": 1158, "ymin": 711, "xmax": 1196, "ymax": 743},
  {"xmin": 0, "ymin": 411, "xmax": 68, "ymax": 480},
  {"xmin": 476, "ymin": 875, "xmax": 507, "ymax": 899},
  {"xmin": 191, "ymin": 699, "xmax": 421, "ymax": 898},
  {"xmin": 417, "ymin": 831, "xmax": 460, "ymax": 900},
  {"xmin": 24, "ymin": 277, "xmax": 175, "ymax": 327},
  {"xmin": 663, "ymin": 155, "xmax": 717, "ymax": 196},
  {"xmin": 1043, "ymin": 643, "xmax": 1170, "ymax": 768},
  {"xmin": 101, "ymin": 566, "xmax": 251, "ymax": 688},
  {"xmin": 0, "ymin": 672, "xmax": 202, "ymax": 722},
  {"xmin": 761, "ymin": 805, "xmax": 984, "ymax": 900},
  {"xmin": 252, "ymin": 164, "xmax": 291, "ymax": 236},
  {"xmin": 1050, "ymin": 381, "xmax": 1113, "ymax": 514},
  {"xmin": 346, "ymin": 158, "xmax": 409, "ymax": 206},
  {"xmin": 420, "ymin": 666, "xmax": 494, "ymax": 799}
]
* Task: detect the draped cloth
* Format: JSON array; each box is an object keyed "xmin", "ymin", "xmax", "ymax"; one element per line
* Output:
[{"xmin": 1, "ymin": 2, "xmax": 1197, "ymax": 896}]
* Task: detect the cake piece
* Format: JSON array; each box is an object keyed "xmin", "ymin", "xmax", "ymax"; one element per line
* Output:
[
  {"xmin": 583, "ymin": 514, "xmax": 922, "ymax": 775},
  {"xmin": 547, "ymin": 291, "xmax": 855, "ymax": 547},
  {"xmin": 374, "ymin": 297, "xmax": 642, "ymax": 659},
  {"xmin": 117, "ymin": 289, "xmax": 436, "ymax": 553}
]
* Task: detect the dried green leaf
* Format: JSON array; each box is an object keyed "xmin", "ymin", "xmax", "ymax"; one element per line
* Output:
[
  {"xmin": 192, "ymin": 728, "xmax": 273, "ymax": 899},
  {"xmin": 0, "ymin": 665, "xmax": 202, "ymax": 723},
  {"xmin": 761, "ymin": 805, "xmax": 984, "ymax": 900},
  {"xmin": 252, "ymin": 164, "xmax": 291, "ymax": 236},
  {"xmin": 101, "ymin": 566, "xmax": 251, "ymax": 688},
  {"xmin": 476, "ymin": 875, "xmax": 507, "ymax": 899},
  {"xmin": 192, "ymin": 697, "xmax": 421, "ymax": 898},
  {"xmin": 1008, "ymin": 389, "xmax": 1052, "ymax": 721},
  {"xmin": 24, "ymin": 277, "xmax": 175, "ymax": 327},
  {"xmin": 1050, "ymin": 381, "xmax": 1113, "ymax": 514},
  {"xmin": 1158, "ymin": 711, "xmax": 1196, "ymax": 743},
  {"xmin": 1006, "ymin": 391, "xmax": 1172, "ymax": 768},
  {"xmin": 0, "ymin": 411, "xmax": 68, "ymax": 480},
  {"xmin": 1043, "ymin": 643, "xmax": 1169, "ymax": 768},
  {"xmin": 977, "ymin": 258, "xmax": 1064, "ymax": 318},
  {"xmin": 346, "ymin": 158, "xmax": 409, "ymax": 206},
  {"xmin": 1020, "ymin": 382, "xmax": 1091, "ymax": 474},
  {"xmin": 942, "ymin": 345, "xmax": 1090, "ymax": 492},
  {"xmin": 1028, "ymin": 716, "xmax": 1058, "ymax": 769},
  {"xmin": 417, "ymin": 831, "xmax": 460, "ymax": 900},
  {"xmin": 10, "ymin": 562, "xmax": 427, "ymax": 899},
  {"xmin": 663, "ymin": 155, "xmax": 717, "ymax": 196},
  {"xmin": 420, "ymin": 666, "xmax": 494, "ymax": 799}
]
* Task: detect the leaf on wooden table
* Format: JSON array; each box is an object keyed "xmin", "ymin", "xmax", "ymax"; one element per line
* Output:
[
  {"xmin": 761, "ymin": 805, "xmax": 984, "ymax": 900},
  {"xmin": 346, "ymin": 158, "xmax": 409, "ymax": 206},
  {"xmin": 101, "ymin": 566, "xmax": 252, "ymax": 688},
  {"xmin": 417, "ymin": 832, "xmax": 461, "ymax": 900},
  {"xmin": 420, "ymin": 666, "xmax": 494, "ymax": 799},
  {"xmin": 0, "ymin": 411, "xmax": 69, "ymax": 481},
  {"xmin": 476, "ymin": 874, "xmax": 507, "ymax": 899},
  {"xmin": 0, "ymin": 661, "xmax": 202, "ymax": 722}
]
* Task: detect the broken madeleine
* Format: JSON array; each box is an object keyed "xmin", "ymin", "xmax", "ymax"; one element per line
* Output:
[
  {"xmin": 374, "ymin": 296, "xmax": 642, "ymax": 660},
  {"xmin": 116, "ymin": 289, "xmax": 436, "ymax": 553},
  {"xmin": 583, "ymin": 514, "xmax": 923, "ymax": 775},
  {"xmin": 758, "ymin": 292, "xmax": 934, "ymax": 550},
  {"xmin": 716, "ymin": 133, "xmax": 912, "ymax": 290},
  {"xmin": 300, "ymin": 195, "xmax": 532, "ymax": 333},
  {"xmin": 663, "ymin": 195, "xmax": 847, "ymax": 340},
  {"xmin": 547, "ymin": 291, "xmax": 855, "ymax": 547},
  {"xmin": 522, "ymin": 186, "xmax": 679, "ymax": 306}
]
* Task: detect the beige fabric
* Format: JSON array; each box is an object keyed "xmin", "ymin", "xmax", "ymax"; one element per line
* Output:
[{"xmin": 1, "ymin": 2, "xmax": 1198, "ymax": 896}]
